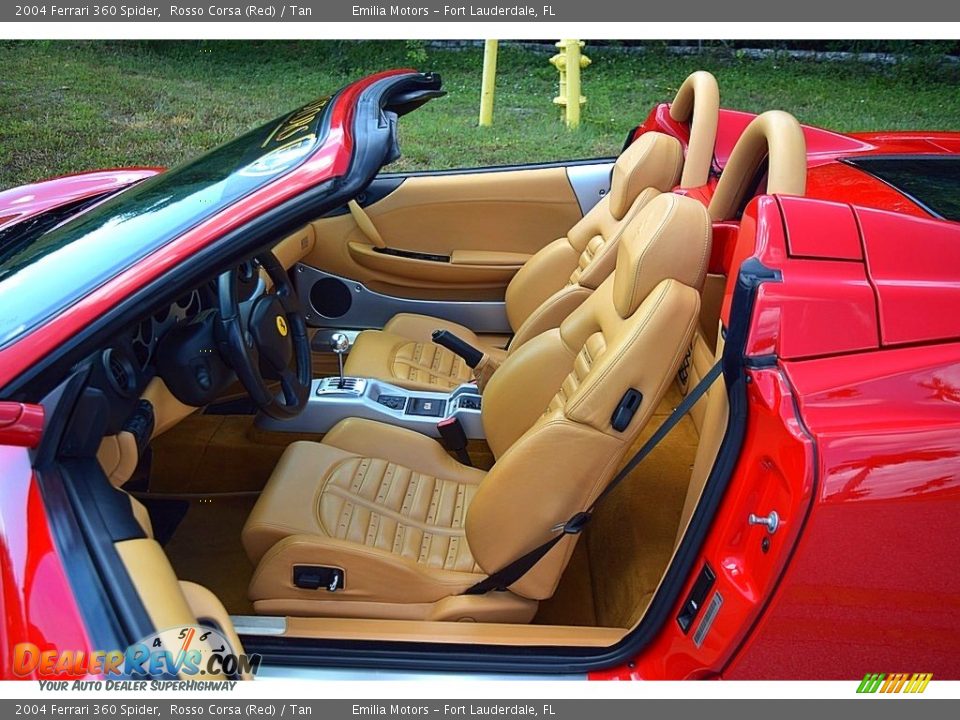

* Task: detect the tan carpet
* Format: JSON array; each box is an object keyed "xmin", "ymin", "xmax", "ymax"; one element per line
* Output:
[
  {"xmin": 149, "ymin": 414, "xmax": 323, "ymax": 495},
  {"xmin": 161, "ymin": 494, "xmax": 258, "ymax": 616}
]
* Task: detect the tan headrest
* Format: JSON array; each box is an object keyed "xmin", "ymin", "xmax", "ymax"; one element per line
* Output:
[
  {"xmin": 613, "ymin": 193, "xmax": 712, "ymax": 318},
  {"xmin": 669, "ymin": 71, "xmax": 720, "ymax": 188},
  {"xmin": 608, "ymin": 132, "xmax": 683, "ymax": 221},
  {"xmin": 708, "ymin": 110, "xmax": 807, "ymax": 221}
]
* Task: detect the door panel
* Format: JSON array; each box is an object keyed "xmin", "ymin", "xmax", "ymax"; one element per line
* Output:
[
  {"xmin": 295, "ymin": 265, "xmax": 511, "ymax": 332},
  {"xmin": 305, "ymin": 166, "xmax": 583, "ymax": 297}
]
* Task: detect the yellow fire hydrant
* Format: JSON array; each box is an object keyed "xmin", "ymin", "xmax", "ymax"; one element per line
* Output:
[{"xmin": 550, "ymin": 40, "xmax": 590, "ymax": 128}]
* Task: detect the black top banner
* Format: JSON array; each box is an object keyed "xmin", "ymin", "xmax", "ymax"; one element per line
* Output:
[{"xmin": 4, "ymin": 0, "xmax": 959, "ymax": 22}]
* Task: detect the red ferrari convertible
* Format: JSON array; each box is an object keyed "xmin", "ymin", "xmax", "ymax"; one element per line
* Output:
[{"xmin": 0, "ymin": 69, "xmax": 958, "ymax": 681}]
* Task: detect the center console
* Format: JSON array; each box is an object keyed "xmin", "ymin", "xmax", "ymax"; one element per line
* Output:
[{"xmin": 255, "ymin": 375, "xmax": 484, "ymax": 438}]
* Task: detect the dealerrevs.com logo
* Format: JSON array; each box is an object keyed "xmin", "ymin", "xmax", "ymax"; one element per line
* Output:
[
  {"xmin": 857, "ymin": 673, "xmax": 933, "ymax": 694},
  {"xmin": 13, "ymin": 625, "xmax": 260, "ymax": 683}
]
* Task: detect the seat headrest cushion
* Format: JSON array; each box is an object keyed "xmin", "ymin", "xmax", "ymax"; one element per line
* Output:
[
  {"xmin": 608, "ymin": 132, "xmax": 684, "ymax": 221},
  {"xmin": 613, "ymin": 193, "xmax": 712, "ymax": 318}
]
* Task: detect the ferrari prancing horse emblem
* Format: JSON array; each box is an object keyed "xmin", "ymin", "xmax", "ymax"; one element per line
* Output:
[{"xmin": 276, "ymin": 315, "xmax": 288, "ymax": 337}]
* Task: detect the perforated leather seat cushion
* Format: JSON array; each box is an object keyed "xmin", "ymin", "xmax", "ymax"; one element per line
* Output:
[
  {"xmin": 242, "ymin": 419, "xmax": 489, "ymax": 606},
  {"xmin": 344, "ymin": 314, "xmax": 506, "ymax": 391}
]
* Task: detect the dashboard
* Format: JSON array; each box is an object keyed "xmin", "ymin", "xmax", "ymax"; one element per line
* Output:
[
  {"xmin": 131, "ymin": 287, "xmax": 207, "ymax": 370},
  {"xmin": 89, "ymin": 262, "xmax": 264, "ymax": 436}
]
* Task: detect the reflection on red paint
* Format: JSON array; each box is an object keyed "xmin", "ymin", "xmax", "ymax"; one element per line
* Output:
[{"xmin": 0, "ymin": 447, "xmax": 92, "ymax": 679}]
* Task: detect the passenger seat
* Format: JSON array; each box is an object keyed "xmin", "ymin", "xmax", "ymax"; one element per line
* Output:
[{"xmin": 344, "ymin": 131, "xmax": 685, "ymax": 391}]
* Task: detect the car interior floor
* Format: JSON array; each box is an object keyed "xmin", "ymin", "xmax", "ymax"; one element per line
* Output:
[
  {"xmin": 138, "ymin": 412, "xmax": 311, "ymax": 615},
  {"xmin": 162, "ymin": 494, "xmax": 259, "ymax": 615}
]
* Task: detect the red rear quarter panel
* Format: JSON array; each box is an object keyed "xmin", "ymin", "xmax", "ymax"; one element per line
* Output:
[
  {"xmin": 0, "ymin": 169, "xmax": 160, "ymax": 230},
  {"xmin": 725, "ymin": 198, "xmax": 960, "ymax": 678},
  {"xmin": 729, "ymin": 343, "xmax": 960, "ymax": 678}
]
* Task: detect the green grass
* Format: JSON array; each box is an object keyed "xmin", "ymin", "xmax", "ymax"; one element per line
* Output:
[{"xmin": 1, "ymin": 40, "xmax": 959, "ymax": 191}]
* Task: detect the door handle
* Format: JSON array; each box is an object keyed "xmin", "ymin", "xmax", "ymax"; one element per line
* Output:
[{"xmin": 347, "ymin": 200, "xmax": 386, "ymax": 248}]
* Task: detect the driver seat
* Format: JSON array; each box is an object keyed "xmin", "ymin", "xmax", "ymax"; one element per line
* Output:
[{"xmin": 242, "ymin": 192, "xmax": 712, "ymax": 622}]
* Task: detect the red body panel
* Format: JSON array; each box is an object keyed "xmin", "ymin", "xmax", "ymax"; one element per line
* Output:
[
  {"xmin": 804, "ymin": 162, "xmax": 930, "ymax": 219},
  {"xmin": 0, "ymin": 168, "xmax": 160, "ymax": 230},
  {"xmin": 0, "ymin": 448, "xmax": 92, "ymax": 679},
  {"xmin": 730, "ymin": 196, "xmax": 960, "ymax": 359},
  {"xmin": 781, "ymin": 197, "xmax": 862, "ymax": 261},
  {"xmin": 727, "ymin": 344, "xmax": 960, "ymax": 678},
  {"xmin": 0, "ymin": 403, "xmax": 45, "ymax": 449},
  {"xmin": 857, "ymin": 207, "xmax": 960, "ymax": 346},
  {"xmin": 748, "ymin": 197, "xmax": 881, "ymax": 360}
]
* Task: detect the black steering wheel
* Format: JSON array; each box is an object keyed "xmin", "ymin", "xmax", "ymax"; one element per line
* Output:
[{"xmin": 216, "ymin": 252, "xmax": 312, "ymax": 419}]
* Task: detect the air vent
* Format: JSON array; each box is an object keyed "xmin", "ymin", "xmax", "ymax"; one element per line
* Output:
[{"xmin": 103, "ymin": 349, "xmax": 136, "ymax": 398}]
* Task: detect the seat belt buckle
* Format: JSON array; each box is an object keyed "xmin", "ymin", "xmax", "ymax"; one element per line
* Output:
[
  {"xmin": 552, "ymin": 511, "xmax": 592, "ymax": 535},
  {"xmin": 437, "ymin": 417, "xmax": 473, "ymax": 467}
]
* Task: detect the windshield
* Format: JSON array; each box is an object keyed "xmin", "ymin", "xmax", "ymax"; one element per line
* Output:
[{"xmin": 0, "ymin": 94, "xmax": 333, "ymax": 347}]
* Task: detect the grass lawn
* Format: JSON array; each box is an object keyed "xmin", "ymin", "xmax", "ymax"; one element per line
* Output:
[{"xmin": 1, "ymin": 40, "xmax": 959, "ymax": 191}]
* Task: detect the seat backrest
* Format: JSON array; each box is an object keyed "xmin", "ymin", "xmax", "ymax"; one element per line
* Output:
[
  {"xmin": 468, "ymin": 193, "xmax": 712, "ymax": 600},
  {"xmin": 502, "ymin": 132, "xmax": 684, "ymax": 349}
]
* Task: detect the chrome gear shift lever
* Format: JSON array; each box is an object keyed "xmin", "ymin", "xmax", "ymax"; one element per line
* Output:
[{"xmin": 330, "ymin": 332, "xmax": 350, "ymax": 388}]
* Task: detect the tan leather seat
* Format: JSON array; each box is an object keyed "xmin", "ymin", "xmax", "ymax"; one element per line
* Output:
[
  {"xmin": 344, "ymin": 131, "xmax": 685, "ymax": 391},
  {"xmin": 243, "ymin": 192, "xmax": 712, "ymax": 621}
]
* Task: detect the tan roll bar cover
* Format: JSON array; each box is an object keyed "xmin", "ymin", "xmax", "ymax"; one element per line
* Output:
[
  {"xmin": 669, "ymin": 71, "xmax": 720, "ymax": 188},
  {"xmin": 708, "ymin": 110, "xmax": 807, "ymax": 221}
]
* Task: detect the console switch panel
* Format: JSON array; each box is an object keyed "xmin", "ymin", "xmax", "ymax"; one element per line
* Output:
[
  {"xmin": 377, "ymin": 394, "xmax": 407, "ymax": 411},
  {"xmin": 406, "ymin": 397, "xmax": 446, "ymax": 417}
]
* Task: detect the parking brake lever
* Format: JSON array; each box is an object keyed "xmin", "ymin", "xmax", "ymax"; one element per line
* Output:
[{"xmin": 431, "ymin": 330, "xmax": 483, "ymax": 369}]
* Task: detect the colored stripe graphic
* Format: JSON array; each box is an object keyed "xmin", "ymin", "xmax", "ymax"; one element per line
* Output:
[
  {"xmin": 857, "ymin": 673, "xmax": 885, "ymax": 693},
  {"xmin": 857, "ymin": 672, "xmax": 931, "ymax": 694}
]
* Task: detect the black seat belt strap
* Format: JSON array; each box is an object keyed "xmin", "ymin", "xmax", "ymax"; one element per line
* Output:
[{"xmin": 464, "ymin": 359, "xmax": 724, "ymax": 595}]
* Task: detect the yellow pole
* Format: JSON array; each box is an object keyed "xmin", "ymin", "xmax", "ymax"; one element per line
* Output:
[
  {"xmin": 479, "ymin": 39, "xmax": 498, "ymax": 127},
  {"xmin": 566, "ymin": 40, "xmax": 581, "ymax": 128}
]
